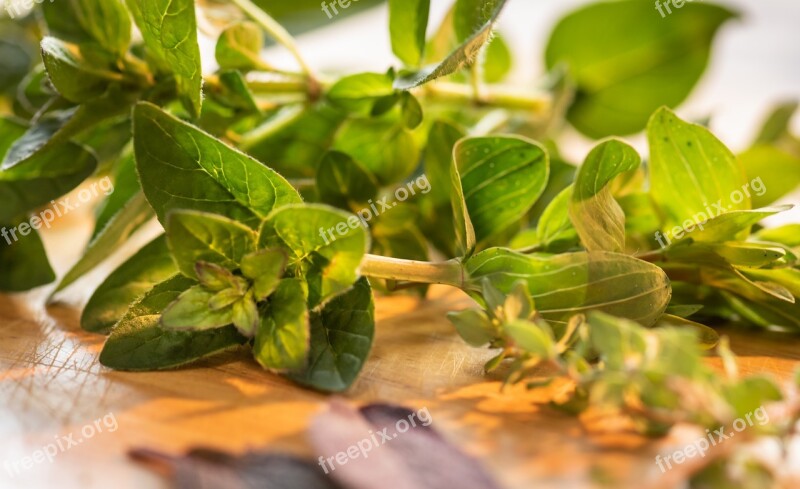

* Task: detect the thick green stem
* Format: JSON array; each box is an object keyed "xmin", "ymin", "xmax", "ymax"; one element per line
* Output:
[
  {"xmin": 229, "ymin": 0, "xmax": 318, "ymax": 84},
  {"xmin": 359, "ymin": 254, "xmax": 466, "ymax": 289},
  {"xmin": 422, "ymin": 82, "xmax": 552, "ymax": 114}
]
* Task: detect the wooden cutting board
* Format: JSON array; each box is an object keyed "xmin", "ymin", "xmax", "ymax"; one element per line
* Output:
[{"xmin": 1, "ymin": 210, "xmax": 798, "ymax": 489}]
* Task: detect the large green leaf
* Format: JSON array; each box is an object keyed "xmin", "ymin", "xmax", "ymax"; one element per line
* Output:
[
  {"xmin": 0, "ymin": 143, "xmax": 97, "ymax": 223},
  {"xmin": 0, "ymin": 224, "xmax": 55, "ymax": 292},
  {"xmin": 133, "ymin": 102, "xmax": 301, "ymax": 229},
  {"xmin": 289, "ymin": 277, "xmax": 374, "ymax": 392},
  {"xmin": 42, "ymin": 0, "xmax": 131, "ymax": 57},
  {"xmin": 455, "ymin": 135, "xmax": 549, "ymax": 244},
  {"xmin": 40, "ymin": 37, "xmax": 118, "ymax": 103},
  {"xmin": 124, "ymin": 0, "xmax": 203, "ymax": 116},
  {"xmin": 262, "ymin": 204, "xmax": 369, "ymax": 307},
  {"xmin": 394, "ymin": 0, "xmax": 507, "ymax": 89},
  {"xmin": 254, "ymin": 278, "xmax": 310, "ymax": 371},
  {"xmin": 545, "ymin": 1, "xmax": 735, "ymax": 137},
  {"xmin": 388, "ymin": 0, "xmax": 430, "ymax": 67},
  {"xmin": 82, "ymin": 235, "xmax": 178, "ymax": 333},
  {"xmin": 648, "ymin": 107, "xmax": 750, "ymax": 228},
  {"xmin": 466, "ymin": 248, "xmax": 671, "ymax": 326},
  {"xmin": 166, "ymin": 210, "xmax": 258, "ymax": 279},
  {"xmin": 99, "ymin": 275, "xmax": 247, "ymax": 370},
  {"xmin": 739, "ymin": 145, "xmax": 800, "ymax": 208},
  {"xmin": 569, "ymin": 139, "xmax": 640, "ymax": 252}
]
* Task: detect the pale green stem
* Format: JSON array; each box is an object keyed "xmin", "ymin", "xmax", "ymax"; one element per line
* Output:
[
  {"xmin": 359, "ymin": 254, "xmax": 466, "ymax": 289},
  {"xmin": 238, "ymin": 104, "xmax": 305, "ymax": 151},
  {"xmin": 422, "ymin": 82, "xmax": 552, "ymax": 114}
]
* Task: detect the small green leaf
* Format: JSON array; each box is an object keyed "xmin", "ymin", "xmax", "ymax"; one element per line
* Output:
[
  {"xmin": 133, "ymin": 103, "xmax": 301, "ymax": 228},
  {"xmin": 389, "ymin": 0, "xmax": 430, "ymax": 67},
  {"xmin": 100, "ymin": 275, "xmax": 246, "ymax": 370},
  {"xmin": 40, "ymin": 37, "xmax": 118, "ymax": 103},
  {"xmin": 254, "ymin": 278, "xmax": 309, "ymax": 370},
  {"xmin": 447, "ymin": 308, "xmax": 494, "ymax": 346},
  {"xmin": 161, "ymin": 285, "xmax": 235, "ymax": 331},
  {"xmin": 124, "ymin": 0, "xmax": 203, "ymax": 116},
  {"xmin": 241, "ymin": 249, "xmax": 287, "ymax": 300},
  {"xmin": 316, "ymin": 151, "xmax": 379, "ymax": 209},
  {"xmin": 753, "ymin": 101, "xmax": 798, "ymax": 145},
  {"xmin": 215, "ymin": 21, "xmax": 268, "ymax": 72},
  {"xmin": 232, "ymin": 292, "xmax": 259, "ymax": 337},
  {"xmin": 166, "ymin": 210, "xmax": 258, "ymax": 279},
  {"xmin": 424, "ymin": 120, "xmax": 465, "ymax": 206},
  {"xmin": 649, "ymin": 107, "xmax": 751, "ymax": 228},
  {"xmin": 400, "ymin": 92, "xmax": 423, "ymax": 129},
  {"xmin": 288, "ymin": 277, "xmax": 374, "ymax": 392},
  {"xmin": 545, "ymin": 1, "xmax": 735, "ymax": 137},
  {"xmin": 394, "ymin": 0, "xmax": 507, "ymax": 89},
  {"xmin": 327, "ymin": 72, "xmax": 395, "ymax": 113},
  {"xmin": 196, "ymin": 261, "xmax": 239, "ymax": 292},
  {"xmin": 535, "ymin": 186, "xmax": 578, "ymax": 251},
  {"xmin": 81, "ymin": 235, "xmax": 178, "ymax": 333},
  {"xmin": 208, "ymin": 288, "xmax": 243, "ymax": 310},
  {"xmin": 483, "ymin": 33, "xmax": 512, "ymax": 83},
  {"xmin": 455, "ymin": 135, "xmax": 549, "ymax": 244},
  {"xmin": 739, "ymin": 145, "xmax": 800, "ymax": 208},
  {"xmin": 569, "ymin": 139, "xmax": 641, "ymax": 252},
  {"xmin": 264, "ymin": 204, "xmax": 370, "ymax": 307},
  {"xmin": 505, "ymin": 320, "xmax": 554, "ymax": 359},
  {"xmin": 676, "ymin": 206, "xmax": 793, "ymax": 244}
]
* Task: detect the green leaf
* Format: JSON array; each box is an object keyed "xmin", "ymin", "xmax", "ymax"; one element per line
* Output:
[
  {"xmin": 466, "ymin": 248, "xmax": 671, "ymax": 326},
  {"xmin": 333, "ymin": 116, "xmax": 420, "ymax": 185},
  {"xmin": 254, "ymin": 278, "xmax": 309, "ymax": 370},
  {"xmin": 100, "ymin": 275, "xmax": 246, "ymax": 370},
  {"xmin": 712, "ymin": 242, "xmax": 787, "ymax": 268},
  {"xmin": 124, "ymin": 0, "xmax": 203, "ymax": 116},
  {"xmin": 753, "ymin": 101, "xmax": 798, "ymax": 145},
  {"xmin": 53, "ymin": 192, "xmax": 154, "ymax": 293},
  {"xmin": 449, "ymin": 141, "xmax": 476, "ymax": 256},
  {"xmin": 91, "ymin": 153, "xmax": 141, "ymax": 240},
  {"xmin": 453, "ymin": 0, "xmax": 502, "ymax": 42},
  {"xmin": 655, "ymin": 314, "xmax": 719, "ymax": 349},
  {"xmin": 42, "ymin": 0, "xmax": 132, "ymax": 57},
  {"xmin": 483, "ymin": 33, "xmax": 512, "ymax": 83},
  {"xmin": 0, "ymin": 223, "xmax": 56, "ymax": 292},
  {"xmin": 739, "ymin": 146, "xmax": 800, "ymax": 208},
  {"xmin": 455, "ymin": 135, "xmax": 549, "ymax": 244},
  {"xmin": 316, "ymin": 151, "xmax": 379, "ymax": 209},
  {"xmin": 425, "ymin": 120, "xmax": 465, "ymax": 206},
  {"xmin": 447, "ymin": 308, "xmax": 494, "ymax": 346},
  {"xmin": 394, "ymin": 0, "xmax": 507, "ymax": 90},
  {"xmin": 81, "ymin": 235, "xmax": 178, "ymax": 333},
  {"xmin": 535, "ymin": 186, "xmax": 578, "ymax": 251},
  {"xmin": 288, "ymin": 277, "xmax": 374, "ymax": 392},
  {"xmin": 545, "ymin": 0, "xmax": 735, "ymax": 137},
  {"xmin": 215, "ymin": 21, "xmax": 268, "ymax": 72},
  {"xmin": 389, "ymin": 0, "xmax": 430, "ymax": 67},
  {"xmin": 161, "ymin": 284, "xmax": 236, "ymax": 331},
  {"xmin": 0, "ymin": 143, "xmax": 97, "ymax": 223},
  {"xmin": 755, "ymin": 224, "xmax": 800, "ymax": 247},
  {"xmin": 40, "ymin": 37, "xmax": 119, "ymax": 103},
  {"xmin": 400, "ymin": 92, "xmax": 423, "ymax": 129},
  {"xmin": 133, "ymin": 102, "xmax": 301, "ymax": 228},
  {"xmin": 263, "ymin": 204, "xmax": 370, "ymax": 307},
  {"xmin": 327, "ymin": 72, "xmax": 395, "ymax": 113},
  {"xmin": 166, "ymin": 210, "xmax": 258, "ymax": 279},
  {"xmin": 672, "ymin": 206, "xmax": 792, "ymax": 244},
  {"xmin": 241, "ymin": 249, "xmax": 287, "ymax": 300},
  {"xmin": 209, "ymin": 288, "xmax": 243, "ymax": 310},
  {"xmin": 196, "ymin": 261, "xmax": 239, "ymax": 292},
  {"xmin": 648, "ymin": 107, "xmax": 751, "ymax": 228},
  {"xmin": 505, "ymin": 320, "xmax": 554, "ymax": 359},
  {"xmin": 569, "ymin": 139, "xmax": 640, "ymax": 252},
  {"xmin": 232, "ymin": 292, "xmax": 259, "ymax": 337}
]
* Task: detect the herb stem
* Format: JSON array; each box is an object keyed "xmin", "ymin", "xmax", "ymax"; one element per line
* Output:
[
  {"xmin": 238, "ymin": 104, "xmax": 305, "ymax": 150},
  {"xmin": 229, "ymin": 0, "xmax": 318, "ymax": 86},
  {"xmin": 422, "ymin": 82, "xmax": 551, "ymax": 114},
  {"xmin": 359, "ymin": 254, "xmax": 466, "ymax": 289}
]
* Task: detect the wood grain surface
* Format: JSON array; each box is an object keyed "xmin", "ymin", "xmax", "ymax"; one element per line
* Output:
[{"xmin": 1, "ymin": 210, "xmax": 798, "ymax": 489}]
